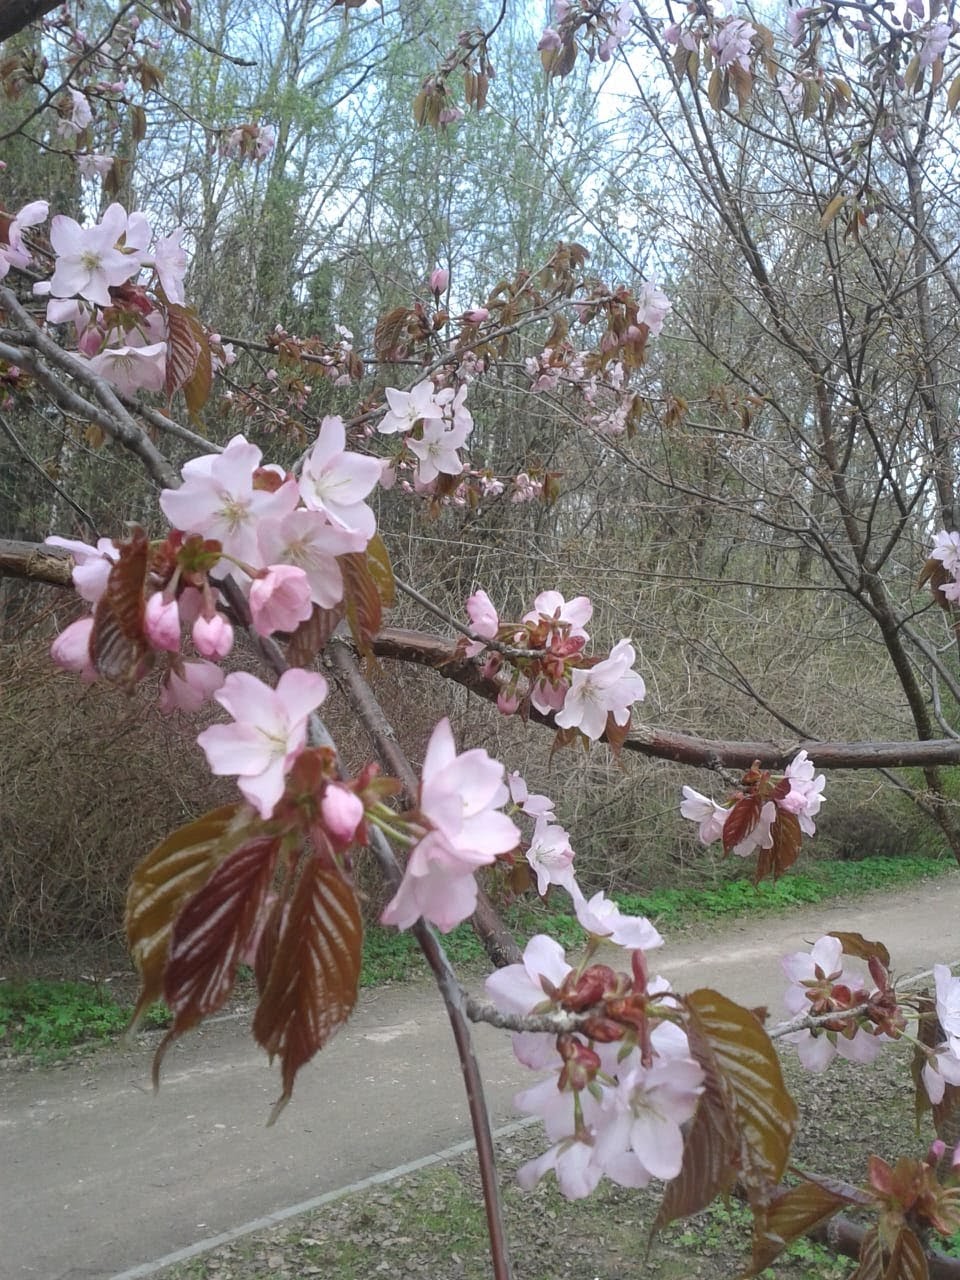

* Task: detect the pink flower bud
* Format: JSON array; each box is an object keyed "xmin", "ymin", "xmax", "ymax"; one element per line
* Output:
[
  {"xmin": 321, "ymin": 784, "xmax": 364, "ymax": 846},
  {"xmin": 538, "ymin": 25, "xmax": 563, "ymax": 50},
  {"xmin": 430, "ymin": 267, "xmax": 449, "ymax": 295},
  {"xmin": 248, "ymin": 565, "xmax": 313, "ymax": 636},
  {"xmin": 462, "ymin": 306, "xmax": 489, "ymax": 324},
  {"xmin": 51, "ymin": 616, "xmax": 96, "ymax": 681},
  {"xmin": 497, "ymin": 689, "xmax": 521, "ymax": 715},
  {"xmin": 193, "ymin": 612, "xmax": 234, "ymax": 660},
  {"xmin": 144, "ymin": 592, "xmax": 181, "ymax": 652}
]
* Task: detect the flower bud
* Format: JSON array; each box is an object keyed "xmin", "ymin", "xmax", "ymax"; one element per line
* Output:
[
  {"xmin": 430, "ymin": 266, "xmax": 449, "ymax": 296},
  {"xmin": 144, "ymin": 592, "xmax": 181, "ymax": 652},
  {"xmin": 193, "ymin": 612, "xmax": 234, "ymax": 660}
]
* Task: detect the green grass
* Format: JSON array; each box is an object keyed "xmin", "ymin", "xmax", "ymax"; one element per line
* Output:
[
  {"xmin": 4, "ymin": 855, "xmax": 950, "ymax": 1060},
  {"xmin": 0, "ymin": 979, "xmax": 169, "ymax": 1062},
  {"xmin": 360, "ymin": 855, "xmax": 954, "ymax": 986}
]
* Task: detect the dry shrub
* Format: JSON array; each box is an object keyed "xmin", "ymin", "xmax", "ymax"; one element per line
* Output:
[{"xmin": 0, "ymin": 633, "xmax": 234, "ymax": 956}]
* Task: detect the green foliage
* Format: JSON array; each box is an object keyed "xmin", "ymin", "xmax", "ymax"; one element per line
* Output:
[
  {"xmin": 360, "ymin": 856, "xmax": 951, "ymax": 985},
  {"xmin": 0, "ymin": 980, "xmax": 169, "ymax": 1061}
]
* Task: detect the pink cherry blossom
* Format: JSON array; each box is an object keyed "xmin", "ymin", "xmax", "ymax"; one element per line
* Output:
[
  {"xmin": 730, "ymin": 799, "xmax": 776, "ymax": 857},
  {"xmin": 159, "ymin": 434, "xmax": 300, "ymax": 565},
  {"xmin": 779, "ymin": 750, "xmax": 826, "ymax": 835},
  {"xmin": 554, "ymin": 638, "xmax": 645, "ymax": 740},
  {"xmin": 524, "ymin": 590, "xmax": 592, "ymax": 641},
  {"xmin": 192, "ymin": 612, "xmax": 234, "ymax": 660},
  {"xmin": 45, "ymin": 535, "xmax": 118, "ymax": 602},
  {"xmin": 50, "ymin": 617, "xmax": 96, "ymax": 681},
  {"xmin": 257, "ymin": 508, "xmax": 358, "ymax": 609},
  {"xmin": 679, "ymin": 786, "xmax": 728, "ymax": 844},
  {"xmin": 462, "ymin": 307, "xmax": 489, "ymax": 324},
  {"xmin": 381, "ymin": 718, "xmax": 520, "ymax": 932},
  {"xmin": 485, "ymin": 934, "xmax": 571, "ymax": 1013},
  {"xmin": 158, "ymin": 659, "xmax": 225, "ymax": 714},
  {"xmin": 781, "ymin": 934, "xmax": 845, "ymax": 1014},
  {"xmin": 57, "ymin": 88, "xmax": 92, "ymax": 137},
  {"xmin": 710, "ymin": 16, "xmax": 756, "ymax": 70},
  {"xmin": 299, "ymin": 415, "xmax": 381, "ymax": 539},
  {"xmin": 931, "ymin": 530, "xmax": 960, "ymax": 576},
  {"xmin": 407, "ymin": 418, "xmax": 471, "ymax": 485},
  {"xmin": 378, "ymin": 381, "xmax": 445, "ymax": 435},
  {"xmin": 76, "ymin": 153, "xmax": 115, "ymax": 179},
  {"xmin": 571, "ymin": 888, "xmax": 663, "ymax": 950},
  {"xmin": 150, "ymin": 227, "xmax": 188, "ymax": 304},
  {"xmin": 934, "ymin": 964, "xmax": 960, "ymax": 1051},
  {"xmin": 507, "ymin": 771, "xmax": 556, "ymax": 820},
  {"xmin": 592, "ymin": 1055, "xmax": 704, "ymax": 1185},
  {"xmin": 144, "ymin": 592, "xmax": 181, "ymax": 651},
  {"xmin": 248, "ymin": 565, "xmax": 313, "ymax": 636},
  {"xmin": 0, "ymin": 199, "xmax": 48, "ymax": 278},
  {"xmin": 49, "ymin": 203, "xmax": 142, "ymax": 306},
  {"xmin": 86, "ymin": 342, "xmax": 166, "ymax": 395},
  {"xmin": 321, "ymin": 784, "xmax": 364, "ymax": 844},
  {"xmin": 636, "ymin": 279, "xmax": 671, "ymax": 337},
  {"xmin": 920, "ymin": 21, "xmax": 951, "ymax": 66},
  {"xmin": 526, "ymin": 817, "xmax": 577, "ymax": 896},
  {"xmin": 464, "ymin": 588, "xmax": 499, "ymax": 657},
  {"xmin": 196, "ymin": 668, "xmax": 329, "ymax": 818}
]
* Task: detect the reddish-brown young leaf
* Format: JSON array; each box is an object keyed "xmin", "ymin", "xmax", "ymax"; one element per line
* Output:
[
  {"xmin": 91, "ymin": 525, "xmax": 151, "ymax": 689},
  {"xmin": 755, "ymin": 809, "xmax": 801, "ymax": 883},
  {"xmin": 340, "ymin": 550, "xmax": 382, "ymax": 662},
  {"xmin": 153, "ymin": 835, "xmax": 281, "ymax": 1083},
  {"xmin": 653, "ymin": 1028, "xmax": 740, "ymax": 1233},
  {"xmin": 827, "ymin": 932, "xmax": 891, "ymax": 970},
  {"xmin": 125, "ymin": 804, "xmax": 248, "ymax": 1031},
  {"xmin": 164, "ymin": 303, "xmax": 201, "ymax": 402},
  {"xmin": 883, "ymin": 1228, "xmax": 928, "ymax": 1280},
  {"xmin": 254, "ymin": 896, "xmax": 285, "ymax": 995},
  {"xmin": 684, "ymin": 989, "xmax": 797, "ymax": 1207},
  {"xmin": 604, "ymin": 710, "xmax": 632, "ymax": 759},
  {"xmin": 252, "ymin": 857, "xmax": 363, "ymax": 1124},
  {"xmin": 285, "ymin": 602, "xmax": 346, "ymax": 667},
  {"xmin": 852, "ymin": 1227, "xmax": 884, "ymax": 1280},
  {"xmin": 374, "ymin": 306, "xmax": 411, "ymax": 359},
  {"xmin": 365, "ymin": 532, "xmax": 396, "ymax": 607},
  {"xmin": 183, "ymin": 324, "xmax": 213, "ymax": 418},
  {"xmin": 747, "ymin": 1176, "xmax": 867, "ymax": 1275},
  {"xmin": 723, "ymin": 793, "xmax": 764, "ymax": 857}
]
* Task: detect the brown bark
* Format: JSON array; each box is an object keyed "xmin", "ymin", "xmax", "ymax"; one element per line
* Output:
[{"xmin": 0, "ymin": 0, "xmax": 61, "ymax": 42}]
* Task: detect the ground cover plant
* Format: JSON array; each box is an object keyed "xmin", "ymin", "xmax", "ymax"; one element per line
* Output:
[{"xmin": 7, "ymin": 0, "xmax": 960, "ymax": 1276}]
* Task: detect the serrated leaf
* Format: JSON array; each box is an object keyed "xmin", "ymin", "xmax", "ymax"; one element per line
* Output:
[
  {"xmin": 125, "ymin": 804, "xmax": 248, "ymax": 1030},
  {"xmin": 654, "ymin": 1027, "xmax": 739, "ymax": 1232},
  {"xmin": 374, "ymin": 306, "xmax": 411, "ymax": 359},
  {"xmin": 827, "ymin": 932, "xmax": 891, "ymax": 969},
  {"xmin": 820, "ymin": 193, "xmax": 846, "ymax": 229},
  {"xmin": 165, "ymin": 303, "xmax": 202, "ymax": 402},
  {"xmin": 883, "ymin": 1228, "xmax": 928, "ymax": 1280},
  {"xmin": 684, "ymin": 990, "xmax": 797, "ymax": 1206},
  {"xmin": 131, "ymin": 103, "xmax": 147, "ymax": 143},
  {"xmin": 852, "ymin": 1227, "xmax": 883, "ymax": 1280},
  {"xmin": 340, "ymin": 550, "xmax": 382, "ymax": 661},
  {"xmin": 91, "ymin": 525, "xmax": 152, "ymax": 689},
  {"xmin": 723, "ymin": 793, "xmax": 764, "ymax": 856},
  {"xmin": 286, "ymin": 602, "xmax": 346, "ymax": 666},
  {"xmin": 747, "ymin": 1176, "xmax": 862, "ymax": 1275},
  {"xmin": 707, "ymin": 66, "xmax": 723, "ymax": 111},
  {"xmin": 365, "ymin": 532, "xmax": 396, "ymax": 607},
  {"xmin": 253, "ymin": 857, "xmax": 363, "ymax": 1123},
  {"xmin": 154, "ymin": 835, "xmax": 281, "ymax": 1081},
  {"xmin": 755, "ymin": 809, "xmax": 801, "ymax": 883},
  {"xmin": 183, "ymin": 327, "xmax": 213, "ymax": 417},
  {"xmin": 604, "ymin": 710, "xmax": 632, "ymax": 759},
  {"xmin": 948, "ymin": 74, "xmax": 960, "ymax": 114}
]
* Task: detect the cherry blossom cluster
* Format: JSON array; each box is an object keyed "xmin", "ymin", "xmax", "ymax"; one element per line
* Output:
[
  {"xmin": 663, "ymin": 9, "xmax": 760, "ymax": 75},
  {"xmin": 376, "ymin": 377, "xmax": 474, "ymax": 488},
  {"xmin": 680, "ymin": 750, "xmax": 825, "ymax": 858},
  {"xmin": 780, "ymin": 934, "xmax": 901, "ymax": 1072},
  {"xmin": 48, "ymin": 419, "xmax": 381, "ymax": 729},
  {"xmin": 779, "ymin": 937, "xmax": 960, "ymax": 1112},
  {"xmin": 539, "ymin": 0, "xmax": 635, "ymax": 70},
  {"xmin": 460, "ymin": 588, "xmax": 646, "ymax": 742},
  {"xmin": 485, "ymin": 935, "xmax": 701, "ymax": 1199},
  {"xmin": 928, "ymin": 530, "xmax": 960, "ymax": 604},
  {"xmin": 219, "ymin": 124, "xmax": 277, "ymax": 164}
]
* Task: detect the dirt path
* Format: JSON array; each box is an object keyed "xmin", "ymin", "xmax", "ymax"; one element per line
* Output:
[{"xmin": 3, "ymin": 874, "xmax": 958, "ymax": 1280}]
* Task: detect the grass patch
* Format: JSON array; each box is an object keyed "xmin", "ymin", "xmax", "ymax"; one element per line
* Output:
[
  {"xmin": 360, "ymin": 855, "xmax": 953, "ymax": 986},
  {"xmin": 0, "ymin": 979, "xmax": 169, "ymax": 1062}
]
